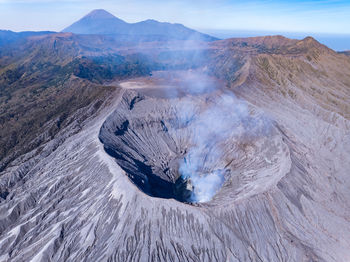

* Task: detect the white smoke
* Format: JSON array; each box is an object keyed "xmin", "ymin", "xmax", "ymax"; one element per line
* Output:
[
  {"xmin": 178, "ymin": 92, "xmax": 253, "ymax": 203},
  {"xmin": 147, "ymin": 39, "xmax": 271, "ymax": 203}
]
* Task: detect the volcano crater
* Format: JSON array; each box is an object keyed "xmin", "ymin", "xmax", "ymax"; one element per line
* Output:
[{"xmin": 99, "ymin": 88, "xmax": 291, "ymax": 204}]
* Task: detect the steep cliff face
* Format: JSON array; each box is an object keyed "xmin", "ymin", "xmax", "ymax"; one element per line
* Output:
[{"xmin": 0, "ymin": 36, "xmax": 350, "ymax": 261}]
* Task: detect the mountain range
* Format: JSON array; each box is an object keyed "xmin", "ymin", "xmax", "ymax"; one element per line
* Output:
[{"xmin": 62, "ymin": 9, "xmax": 217, "ymax": 41}]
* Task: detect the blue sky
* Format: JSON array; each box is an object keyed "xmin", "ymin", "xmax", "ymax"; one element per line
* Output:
[{"xmin": 0, "ymin": 0, "xmax": 349, "ymax": 35}]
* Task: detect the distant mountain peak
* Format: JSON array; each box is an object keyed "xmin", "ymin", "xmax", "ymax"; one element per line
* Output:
[
  {"xmin": 62, "ymin": 9, "xmax": 127, "ymax": 35},
  {"xmin": 302, "ymin": 36, "xmax": 317, "ymax": 42},
  {"xmin": 144, "ymin": 19, "xmax": 158, "ymax": 23},
  {"xmin": 300, "ymin": 36, "xmax": 323, "ymax": 47},
  {"xmin": 62, "ymin": 9, "xmax": 218, "ymax": 41},
  {"xmin": 84, "ymin": 9, "xmax": 116, "ymax": 19},
  {"xmin": 296, "ymin": 36, "xmax": 332, "ymax": 52}
]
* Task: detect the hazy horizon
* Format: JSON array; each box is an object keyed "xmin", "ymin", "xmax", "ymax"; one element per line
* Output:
[
  {"xmin": 2, "ymin": 0, "xmax": 350, "ymax": 32},
  {"xmin": 1, "ymin": 0, "xmax": 350, "ymax": 51},
  {"xmin": 201, "ymin": 29, "xmax": 350, "ymax": 52}
]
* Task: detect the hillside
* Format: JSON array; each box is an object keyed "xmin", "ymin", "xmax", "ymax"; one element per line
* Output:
[
  {"xmin": 0, "ymin": 33, "xmax": 155, "ymax": 172},
  {"xmin": 209, "ymin": 36, "xmax": 350, "ymax": 120},
  {"xmin": 0, "ymin": 30, "xmax": 55, "ymax": 47}
]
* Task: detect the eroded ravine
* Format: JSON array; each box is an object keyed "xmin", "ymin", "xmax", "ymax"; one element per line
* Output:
[{"xmin": 1, "ymin": 75, "xmax": 350, "ymax": 261}]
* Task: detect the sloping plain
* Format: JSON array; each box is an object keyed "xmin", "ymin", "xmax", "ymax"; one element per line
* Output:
[{"xmin": 0, "ymin": 33, "xmax": 350, "ymax": 262}]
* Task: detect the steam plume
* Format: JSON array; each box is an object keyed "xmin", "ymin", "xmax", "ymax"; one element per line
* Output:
[{"xmin": 178, "ymin": 92, "xmax": 251, "ymax": 202}]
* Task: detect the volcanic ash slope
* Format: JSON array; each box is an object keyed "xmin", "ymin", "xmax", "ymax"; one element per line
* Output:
[{"xmin": 1, "ymin": 37, "xmax": 350, "ymax": 262}]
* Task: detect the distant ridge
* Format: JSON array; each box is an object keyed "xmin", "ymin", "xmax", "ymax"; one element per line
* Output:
[
  {"xmin": 213, "ymin": 35, "xmax": 333, "ymax": 55},
  {"xmin": 62, "ymin": 9, "xmax": 218, "ymax": 41},
  {"xmin": 0, "ymin": 30, "xmax": 54, "ymax": 47},
  {"xmin": 339, "ymin": 50, "xmax": 350, "ymax": 56}
]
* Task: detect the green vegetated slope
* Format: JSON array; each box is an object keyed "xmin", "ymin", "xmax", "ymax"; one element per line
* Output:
[{"xmin": 0, "ymin": 33, "xmax": 153, "ymax": 171}]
